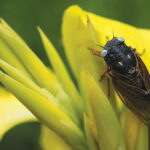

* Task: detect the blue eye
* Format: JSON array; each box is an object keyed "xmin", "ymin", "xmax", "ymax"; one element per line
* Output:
[
  {"xmin": 101, "ymin": 49, "xmax": 107, "ymax": 57},
  {"xmin": 118, "ymin": 37, "xmax": 124, "ymax": 43}
]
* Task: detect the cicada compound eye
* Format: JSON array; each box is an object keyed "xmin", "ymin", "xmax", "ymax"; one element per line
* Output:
[
  {"xmin": 101, "ymin": 49, "xmax": 107, "ymax": 57},
  {"xmin": 118, "ymin": 37, "xmax": 125, "ymax": 43}
]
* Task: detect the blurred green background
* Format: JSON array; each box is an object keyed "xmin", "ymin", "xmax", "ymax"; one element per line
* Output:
[
  {"xmin": 0, "ymin": 0, "xmax": 150, "ymax": 149},
  {"xmin": 0, "ymin": 0, "xmax": 150, "ymax": 65}
]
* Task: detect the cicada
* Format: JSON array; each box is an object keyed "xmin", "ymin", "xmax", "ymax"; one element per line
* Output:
[{"xmin": 91, "ymin": 37, "xmax": 150, "ymax": 125}]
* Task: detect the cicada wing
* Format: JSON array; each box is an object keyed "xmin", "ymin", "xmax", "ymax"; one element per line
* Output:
[
  {"xmin": 136, "ymin": 55, "xmax": 150, "ymax": 90},
  {"xmin": 112, "ymin": 77, "xmax": 150, "ymax": 125}
]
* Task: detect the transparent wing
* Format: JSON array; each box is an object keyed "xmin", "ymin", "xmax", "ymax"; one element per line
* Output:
[{"xmin": 112, "ymin": 77, "xmax": 150, "ymax": 125}]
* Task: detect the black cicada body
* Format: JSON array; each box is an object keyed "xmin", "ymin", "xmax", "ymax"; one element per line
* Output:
[{"xmin": 91, "ymin": 37, "xmax": 150, "ymax": 125}]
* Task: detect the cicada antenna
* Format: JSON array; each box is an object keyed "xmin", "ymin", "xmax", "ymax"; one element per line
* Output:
[
  {"xmin": 96, "ymin": 44, "xmax": 104, "ymax": 49},
  {"xmin": 106, "ymin": 36, "xmax": 109, "ymax": 41},
  {"xmin": 112, "ymin": 30, "xmax": 115, "ymax": 38}
]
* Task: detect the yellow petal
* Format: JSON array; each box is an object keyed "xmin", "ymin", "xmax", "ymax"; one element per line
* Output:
[
  {"xmin": 0, "ymin": 58, "xmax": 80, "ymax": 124},
  {"xmin": 138, "ymin": 28, "xmax": 150, "ymax": 70},
  {"xmin": 124, "ymin": 110, "xmax": 148, "ymax": 150},
  {"xmin": 62, "ymin": 5, "xmax": 150, "ymax": 98},
  {"xmin": 40, "ymin": 125, "xmax": 72, "ymax": 150},
  {"xmin": 62, "ymin": 5, "xmax": 106, "ymax": 81},
  {"xmin": 0, "ymin": 22, "xmax": 59, "ymax": 95},
  {"xmin": 38, "ymin": 27, "xmax": 84, "ymax": 117},
  {"xmin": 62, "ymin": 5, "xmax": 118, "ymax": 105},
  {"xmin": 0, "ymin": 38, "xmax": 32, "ymax": 79},
  {"xmin": 124, "ymin": 110, "xmax": 141, "ymax": 150},
  {"xmin": 0, "ymin": 71, "xmax": 86, "ymax": 149},
  {"xmin": 0, "ymin": 58, "xmax": 50, "ymax": 98},
  {"xmin": 135, "ymin": 123, "xmax": 148, "ymax": 150},
  {"xmin": 62, "ymin": 6, "xmax": 150, "ymax": 149},
  {"xmin": 86, "ymin": 72, "xmax": 126, "ymax": 150},
  {"xmin": 84, "ymin": 114, "xmax": 99, "ymax": 150},
  {"xmin": 0, "ymin": 19, "xmax": 33, "ymax": 79},
  {"xmin": 0, "ymin": 87, "xmax": 36, "ymax": 140}
]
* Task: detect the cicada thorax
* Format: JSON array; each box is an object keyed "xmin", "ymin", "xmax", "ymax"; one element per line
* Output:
[{"xmin": 91, "ymin": 36, "xmax": 150, "ymax": 125}]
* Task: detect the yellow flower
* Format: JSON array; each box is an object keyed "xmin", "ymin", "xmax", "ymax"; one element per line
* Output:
[{"xmin": 0, "ymin": 5, "xmax": 149, "ymax": 150}]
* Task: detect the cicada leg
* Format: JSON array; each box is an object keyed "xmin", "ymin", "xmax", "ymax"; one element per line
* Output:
[
  {"xmin": 107, "ymin": 77, "xmax": 110, "ymax": 97},
  {"xmin": 99, "ymin": 67, "xmax": 110, "ymax": 81},
  {"xmin": 132, "ymin": 48, "xmax": 146, "ymax": 56},
  {"xmin": 99, "ymin": 67, "xmax": 111, "ymax": 97},
  {"xmin": 138, "ymin": 49, "xmax": 146, "ymax": 56}
]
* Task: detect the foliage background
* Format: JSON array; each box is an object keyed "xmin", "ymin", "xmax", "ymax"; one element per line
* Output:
[{"xmin": 0, "ymin": 0, "xmax": 150, "ymax": 149}]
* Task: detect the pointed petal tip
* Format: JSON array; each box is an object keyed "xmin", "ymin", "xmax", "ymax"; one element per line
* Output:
[{"xmin": 37, "ymin": 26, "xmax": 43, "ymax": 35}]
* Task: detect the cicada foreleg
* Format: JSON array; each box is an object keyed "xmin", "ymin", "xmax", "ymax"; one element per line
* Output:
[
  {"xmin": 99, "ymin": 67, "xmax": 111, "ymax": 97},
  {"xmin": 99, "ymin": 67, "xmax": 110, "ymax": 81}
]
